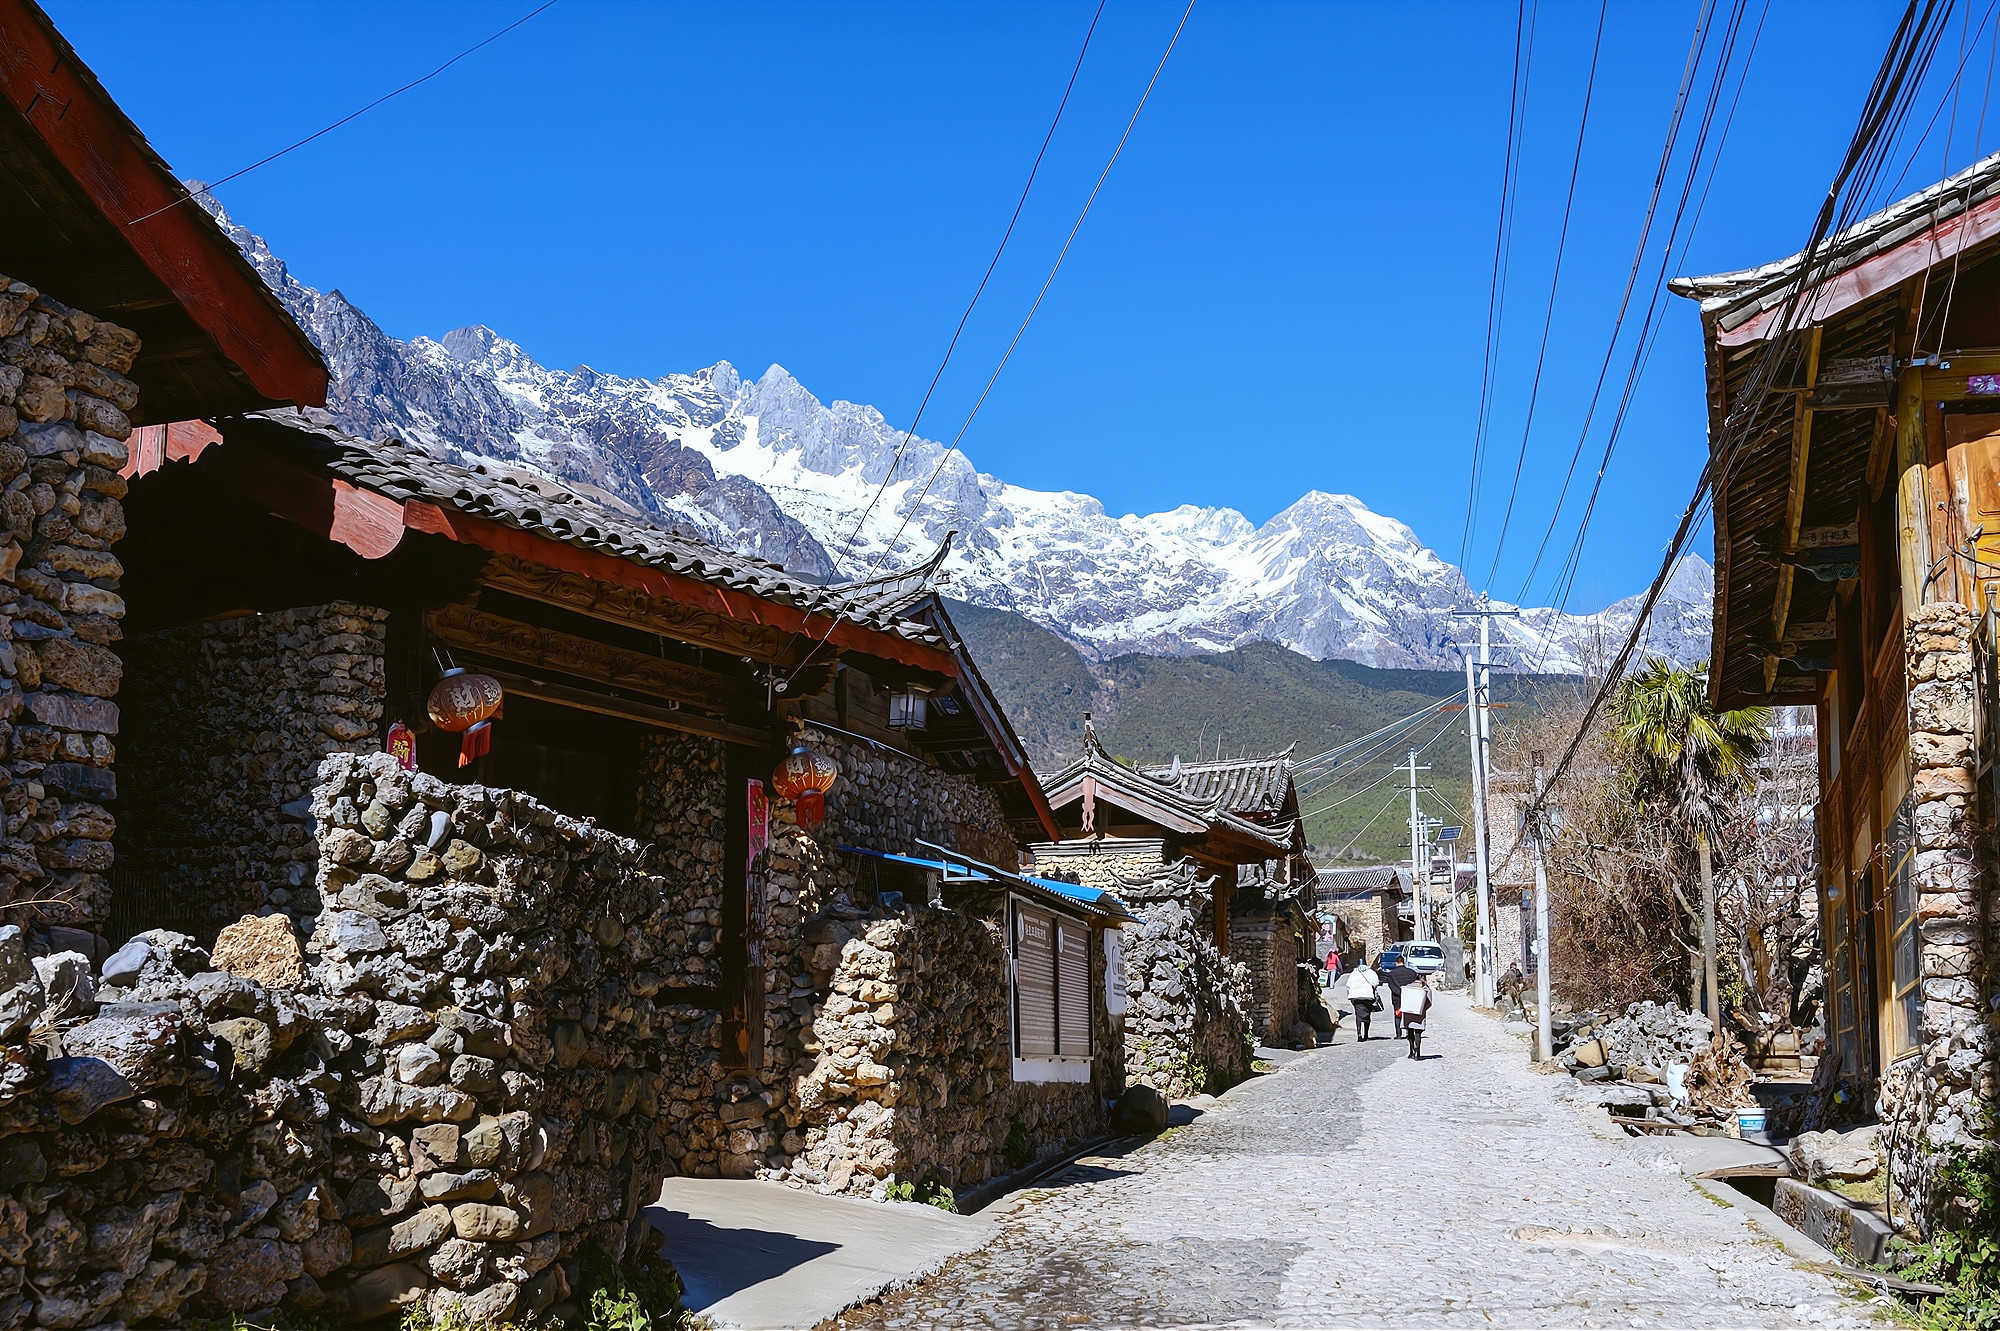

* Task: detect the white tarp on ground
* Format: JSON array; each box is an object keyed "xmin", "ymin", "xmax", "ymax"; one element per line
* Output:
[{"xmin": 644, "ymin": 1176, "xmax": 998, "ymax": 1329}]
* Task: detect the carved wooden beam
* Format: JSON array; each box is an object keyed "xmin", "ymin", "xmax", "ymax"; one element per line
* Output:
[
  {"xmin": 476, "ymin": 552, "xmax": 795, "ymax": 664},
  {"xmin": 426, "ymin": 602, "xmax": 759, "ymax": 719}
]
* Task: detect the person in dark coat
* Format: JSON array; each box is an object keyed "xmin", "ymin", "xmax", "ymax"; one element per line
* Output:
[{"xmin": 1381, "ymin": 957, "xmax": 1422, "ymax": 1037}]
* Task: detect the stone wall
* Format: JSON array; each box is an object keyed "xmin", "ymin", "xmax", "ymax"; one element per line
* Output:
[
  {"xmin": 1110, "ymin": 860, "xmax": 1251, "ymax": 1098},
  {"xmin": 1878, "ymin": 602, "xmax": 1996, "ymax": 1234},
  {"xmin": 116, "ymin": 603, "xmax": 389, "ymax": 935},
  {"xmin": 1026, "ymin": 839, "xmax": 1167, "ymax": 891},
  {"xmin": 1231, "ymin": 890, "xmax": 1307, "ymax": 1046},
  {"xmin": 740, "ymin": 727, "xmax": 1112, "ymax": 1199},
  {"xmin": 0, "ymin": 752, "xmax": 708, "ymax": 1328},
  {"xmin": 0, "ymin": 280, "xmax": 138, "ymax": 936}
]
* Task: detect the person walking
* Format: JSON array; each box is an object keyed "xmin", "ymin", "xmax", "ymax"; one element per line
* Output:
[
  {"xmin": 1401, "ymin": 973, "xmax": 1434, "ymax": 1059},
  {"xmin": 1323, "ymin": 949, "xmax": 1341, "ymax": 988},
  {"xmin": 1381, "ymin": 955, "xmax": 1421, "ymax": 1038},
  {"xmin": 1343, "ymin": 953, "xmax": 1382, "ymax": 1040}
]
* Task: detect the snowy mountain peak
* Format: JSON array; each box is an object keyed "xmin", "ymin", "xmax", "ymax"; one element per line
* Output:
[{"xmin": 199, "ymin": 190, "xmax": 1711, "ymax": 673}]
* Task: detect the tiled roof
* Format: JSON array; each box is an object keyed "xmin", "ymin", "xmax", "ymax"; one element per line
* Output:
[
  {"xmin": 237, "ymin": 415, "xmax": 945, "ymax": 646},
  {"xmin": 1669, "ymin": 148, "xmax": 2000, "ymax": 336},
  {"xmin": 1315, "ymin": 865, "xmax": 1403, "ymax": 894},
  {"xmin": 1140, "ymin": 748, "xmax": 1296, "ymax": 816},
  {"xmin": 1036, "ymin": 721, "xmax": 1296, "ymax": 856}
]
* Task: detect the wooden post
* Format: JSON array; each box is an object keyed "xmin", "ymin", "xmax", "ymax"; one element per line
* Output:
[{"xmin": 1897, "ymin": 369, "xmax": 1933, "ymax": 615}]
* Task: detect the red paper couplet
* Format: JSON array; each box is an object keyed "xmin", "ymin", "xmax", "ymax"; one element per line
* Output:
[{"xmin": 386, "ymin": 721, "xmax": 416, "ymax": 771}]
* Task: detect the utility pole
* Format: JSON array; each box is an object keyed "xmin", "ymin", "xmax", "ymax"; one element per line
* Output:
[
  {"xmin": 1698, "ymin": 828, "xmax": 1719, "ymax": 1024},
  {"xmin": 1530, "ymin": 749, "xmax": 1554, "ymax": 1061},
  {"xmin": 1450, "ymin": 599, "xmax": 1518, "ymax": 1008},
  {"xmin": 1406, "ymin": 749, "xmax": 1431, "ymax": 941}
]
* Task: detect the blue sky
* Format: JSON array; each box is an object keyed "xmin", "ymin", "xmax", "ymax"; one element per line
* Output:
[{"xmin": 46, "ymin": 0, "xmax": 1995, "ymax": 611}]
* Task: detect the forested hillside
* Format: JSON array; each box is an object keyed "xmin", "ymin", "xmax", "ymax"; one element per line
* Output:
[{"xmin": 947, "ymin": 601, "xmax": 1570, "ymax": 861}]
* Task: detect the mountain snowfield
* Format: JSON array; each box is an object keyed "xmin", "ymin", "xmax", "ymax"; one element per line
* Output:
[{"xmin": 202, "ymin": 192, "xmax": 1711, "ymax": 672}]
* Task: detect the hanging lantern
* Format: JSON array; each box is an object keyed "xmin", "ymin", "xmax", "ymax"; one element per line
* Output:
[
  {"xmin": 771, "ymin": 743, "xmax": 840, "ymax": 828},
  {"xmin": 427, "ymin": 668, "xmax": 504, "ymax": 768}
]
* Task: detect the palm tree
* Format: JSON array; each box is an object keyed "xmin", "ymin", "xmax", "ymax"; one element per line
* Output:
[
  {"xmin": 1613, "ymin": 659, "xmax": 1770, "ymax": 1016},
  {"xmin": 1614, "ymin": 659, "xmax": 1769, "ymax": 837}
]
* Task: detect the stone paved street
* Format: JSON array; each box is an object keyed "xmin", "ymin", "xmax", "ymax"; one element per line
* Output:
[{"xmin": 829, "ymin": 995, "xmax": 1871, "ymax": 1329}]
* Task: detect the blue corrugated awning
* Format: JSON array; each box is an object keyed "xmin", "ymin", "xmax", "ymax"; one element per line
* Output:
[
  {"xmin": 1025, "ymin": 875, "xmax": 1116, "ymax": 908},
  {"xmin": 838, "ymin": 843, "xmax": 1140, "ymax": 924},
  {"xmin": 838, "ymin": 846, "xmax": 995, "ymax": 882}
]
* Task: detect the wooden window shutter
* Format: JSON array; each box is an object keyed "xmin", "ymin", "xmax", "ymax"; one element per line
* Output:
[
  {"xmin": 1056, "ymin": 920, "xmax": 1091, "ymax": 1056},
  {"xmin": 1014, "ymin": 904, "xmax": 1058, "ymax": 1057}
]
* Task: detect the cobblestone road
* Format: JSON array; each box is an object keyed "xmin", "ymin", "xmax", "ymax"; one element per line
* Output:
[{"xmin": 829, "ymin": 994, "xmax": 1871, "ymax": 1330}]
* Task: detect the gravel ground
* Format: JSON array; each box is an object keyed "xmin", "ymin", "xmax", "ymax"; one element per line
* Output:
[{"xmin": 826, "ymin": 993, "xmax": 1875, "ymax": 1330}]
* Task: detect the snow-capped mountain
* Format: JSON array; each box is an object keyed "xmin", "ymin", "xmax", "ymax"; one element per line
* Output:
[{"xmin": 202, "ymin": 191, "xmax": 1711, "ymax": 673}]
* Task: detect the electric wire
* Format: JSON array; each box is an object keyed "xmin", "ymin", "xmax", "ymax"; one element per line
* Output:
[
  {"xmin": 128, "ymin": 0, "xmax": 562, "ymax": 226},
  {"xmin": 758, "ymin": 0, "xmax": 1107, "ymax": 673},
  {"xmin": 1481, "ymin": 0, "xmax": 1610, "ymax": 589},
  {"xmin": 1511, "ymin": 0, "xmax": 1736, "ymax": 603},
  {"xmin": 1527, "ymin": 0, "xmax": 1956, "ymax": 825},
  {"xmin": 821, "ymin": 0, "xmax": 1106, "ymax": 574},
  {"xmin": 1460, "ymin": 0, "xmax": 1533, "ymax": 571}
]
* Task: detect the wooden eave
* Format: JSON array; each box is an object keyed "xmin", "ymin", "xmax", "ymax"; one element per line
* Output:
[
  {"xmin": 1689, "ymin": 282, "xmax": 1907, "ymax": 710},
  {"xmin": 0, "ymin": 0, "xmax": 329, "ymax": 418}
]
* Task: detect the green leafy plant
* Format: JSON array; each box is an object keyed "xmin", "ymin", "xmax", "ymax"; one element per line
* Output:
[
  {"xmin": 884, "ymin": 1177, "xmax": 958, "ymax": 1211},
  {"xmin": 1004, "ymin": 1115, "xmax": 1035, "ymax": 1170},
  {"xmin": 1886, "ymin": 1147, "xmax": 2000, "ymax": 1331}
]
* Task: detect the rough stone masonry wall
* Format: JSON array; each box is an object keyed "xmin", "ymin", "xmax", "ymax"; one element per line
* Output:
[
  {"xmin": 0, "ymin": 279, "xmax": 138, "ymax": 936},
  {"xmin": 1878, "ymin": 601, "xmax": 1997, "ymax": 1235},
  {"xmin": 627, "ymin": 731, "xmax": 729, "ymax": 1180},
  {"xmin": 0, "ymin": 752, "xmax": 703, "ymax": 1329},
  {"xmin": 1122, "ymin": 896, "xmax": 1251, "ymax": 1098},
  {"xmin": 116, "ymin": 604, "xmax": 389, "ymax": 936},
  {"xmin": 1231, "ymin": 901, "xmax": 1303, "ymax": 1045},
  {"xmin": 744, "ymin": 727, "xmax": 1111, "ymax": 1199}
]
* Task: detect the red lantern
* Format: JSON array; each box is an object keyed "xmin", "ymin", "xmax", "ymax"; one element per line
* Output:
[
  {"xmin": 772, "ymin": 744, "xmax": 840, "ymax": 828},
  {"xmin": 427, "ymin": 669, "xmax": 504, "ymax": 767}
]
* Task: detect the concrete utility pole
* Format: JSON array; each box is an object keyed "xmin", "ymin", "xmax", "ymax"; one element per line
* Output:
[
  {"xmin": 1698, "ymin": 828, "xmax": 1720, "ymax": 1024},
  {"xmin": 1530, "ymin": 750, "xmax": 1554, "ymax": 1061},
  {"xmin": 1450, "ymin": 600, "xmax": 1517, "ymax": 1008},
  {"xmin": 1406, "ymin": 749, "xmax": 1431, "ymax": 941}
]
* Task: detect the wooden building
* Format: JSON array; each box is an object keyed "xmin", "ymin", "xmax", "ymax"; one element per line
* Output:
[{"xmin": 1672, "ymin": 152, "xmax": 2000, "ymax": 1230}]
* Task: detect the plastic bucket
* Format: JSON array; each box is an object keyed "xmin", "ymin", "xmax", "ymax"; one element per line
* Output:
[{"xmin": 1735, "ymin": 1106, "xmax": 1768, "ymax": 1136}]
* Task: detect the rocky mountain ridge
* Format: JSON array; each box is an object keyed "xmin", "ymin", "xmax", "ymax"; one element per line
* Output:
[{"xmin": 201, "ymin": 191, "xmax": 1711, "ymax": 672}]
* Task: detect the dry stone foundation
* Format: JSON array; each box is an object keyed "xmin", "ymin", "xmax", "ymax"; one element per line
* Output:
[
  {"xmin": 736, "ymin": 726, "xmax": 1114, "ymax": 1199},
  {"xmin": 0, "ymin": 752, "xmax": 693, "ymax": 1327},
  {"xmin": 1109, "ymin": 862, "xmax": 1251, "ymax": 1097},
  {"xmin": 1878, "ymin": 602, "xmax": 1997, "ymax": 1234},
  {"xmin": 116, "ymin": 603, "xmax": 389, "ymax": 934},
  {"xmin": 0, "ymin": 279, "xmax": 137, "ymax": 937}
]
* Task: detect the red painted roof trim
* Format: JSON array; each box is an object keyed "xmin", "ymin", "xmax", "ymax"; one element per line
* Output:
[
  {"xmin": 0, "ymin": 0, "xmax": 328, "ymax": 406},
  {"xmin": 399, "ymin": 500, "xmax": 962, "ymax": 678}
]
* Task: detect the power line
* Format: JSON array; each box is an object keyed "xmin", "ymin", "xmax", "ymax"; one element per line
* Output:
[
  {"xmin": 783, "ymin": 0, "xmax": 1198, "ymax": 688},
  {"xmin": 760, "ymin": 0, "xmax": 1107, "ymax": 674},
  {"xmin": 822, "ymin": 0, "xmax": 1107, "ymax": 572},
  {"xmin": 128, "ymin": 1, "xmax": 562, "ymax": 227},
  {"xmin": 1481, "ymin": 0, "xmax": 1610, "ymax": 589},
  {"xmin": 1526, "ymin": 0, "xmax": 1763, "ymax": 641},
  {"xmin": 1460, "ymin": 0, "xmax": 1532, "ymax": 572},
  {"xmin": 1512, "ymin": 0, "xmax": 1740, "ymax": 603},
  {"xmin": 1300, "ymin": 708, "xmax": 1459, "ymax": 822},
  {"xmin": 1530, "ymin": 0, "xmax": 1955, "ymax": 823}
]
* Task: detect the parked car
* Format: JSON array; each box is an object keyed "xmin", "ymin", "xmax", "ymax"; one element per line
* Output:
[
  {"xmin": 1402, "ymin": 942, "xmax": 1447, "ymax": 975},
  {"xmin": 1376, "ymin": 944, "xmax": 1405, "ymax": 972}
]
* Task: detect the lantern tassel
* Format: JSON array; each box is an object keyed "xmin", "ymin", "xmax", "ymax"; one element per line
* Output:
[{"xmin": 458, "ymin": 720, "xmax": 492, "ymax": 767}]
